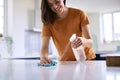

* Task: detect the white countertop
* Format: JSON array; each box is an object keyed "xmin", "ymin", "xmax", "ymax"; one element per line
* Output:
[
  {"xmin": 100, "ymin": 52, "xmax": 120, "ymax": 57},
  {"xmin": 0, "ymin": 60, "xmax": 120, "ymax": 80}
]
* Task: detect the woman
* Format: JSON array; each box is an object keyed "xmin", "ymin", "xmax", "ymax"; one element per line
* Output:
[{"xmin": 40, "ymin": 0, "xmax": 96, "ymax": 65}]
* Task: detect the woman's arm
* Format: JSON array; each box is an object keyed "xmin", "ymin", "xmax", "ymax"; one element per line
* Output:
[
  {"xmin": 81, "ymin": 24, "xmax": 93, "ymax": 48},
  {"xmin": 40, "ymin": 36, "xmax": 51, "ymax": 65}
]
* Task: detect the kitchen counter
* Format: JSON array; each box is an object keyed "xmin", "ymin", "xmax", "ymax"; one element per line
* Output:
[{"xmin": 0, "ymin": 60, "xmax": 120, "ymax": 80}]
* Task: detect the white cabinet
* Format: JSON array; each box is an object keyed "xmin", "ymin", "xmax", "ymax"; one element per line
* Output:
[
  {"xmin": 25, "ymin": 30, "xmax": 41, "ymax": 56},
  {"xmin": 24, "ymin": 30, "xmax": 58, "ymax": 57}
]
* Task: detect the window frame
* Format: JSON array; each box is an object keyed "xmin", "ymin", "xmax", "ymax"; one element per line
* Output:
[
  {"xmin": 102, "ymin": 11, "xmax": 120, "ymax": 43},
  {"xmin": 0, "ymin": 0, "xmax": 4, "ymax": 34}
]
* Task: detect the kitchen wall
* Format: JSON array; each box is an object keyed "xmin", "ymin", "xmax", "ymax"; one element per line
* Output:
[
  {"xmin": 4, "ymin": 0, "xmax": 120, "ymax": 57},
  {"xmin": 5, "ymin": 0, "xmax": 35, "ymax": 57}
]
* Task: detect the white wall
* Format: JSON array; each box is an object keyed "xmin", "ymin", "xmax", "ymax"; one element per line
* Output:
[
  {"xmin": 13, "ymin": 0, "xmax": 34, "ymax": 56},
  {"xmin": 87, "ymin": 13, "xmax": 100, "ymax": 52},
  {"xmin": 6, "ymin": 0, "xmax": 35, "ymax": 57}
]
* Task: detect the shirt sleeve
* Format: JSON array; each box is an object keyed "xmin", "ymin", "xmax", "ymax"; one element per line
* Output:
[
  {"xmin": 79, "ymin": 10, "xmax": 90, "ymax": 27},
  {"xmin": 41, "ymin": 24, "xmax": 52, "ymax": 37}
]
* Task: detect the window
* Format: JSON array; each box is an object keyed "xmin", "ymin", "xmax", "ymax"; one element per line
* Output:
[
  {"xmin": 0, "ymin": 0, "xmax": 4, "ymax": 34},
  {"xmin": 103, "ymin": 11, "xmax": 120, "ymax": 42}
]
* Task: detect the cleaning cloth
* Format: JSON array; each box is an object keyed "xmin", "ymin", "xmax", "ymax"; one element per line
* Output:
[{"xmin": 37, "ymin": 60, "xmax": 57, "ymax": 67}]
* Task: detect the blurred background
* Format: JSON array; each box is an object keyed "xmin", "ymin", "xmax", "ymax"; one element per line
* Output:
[{"xmin": 0, "ymin": 0, "xmax": 120, "ymax": 58}]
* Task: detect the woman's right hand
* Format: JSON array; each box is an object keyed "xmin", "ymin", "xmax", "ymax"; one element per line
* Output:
[{"xmin": 40, "ymin": 57, "xmax": 51, "ymax": 66}]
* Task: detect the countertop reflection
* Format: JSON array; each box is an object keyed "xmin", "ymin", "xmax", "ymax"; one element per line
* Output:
[{"xmin": 0, "ymin": 59, "xmax": 120, "ymax": 80}]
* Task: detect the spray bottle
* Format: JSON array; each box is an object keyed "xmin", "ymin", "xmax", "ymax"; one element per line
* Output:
[{"xmin": 69, "ymin": 34, "xmax": 86, "ymax": 62}]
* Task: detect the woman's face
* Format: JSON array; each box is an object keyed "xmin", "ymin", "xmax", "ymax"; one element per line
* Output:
[{"xmin": 47, "ymin": 0, "xmax": 65, "ymax": 14}]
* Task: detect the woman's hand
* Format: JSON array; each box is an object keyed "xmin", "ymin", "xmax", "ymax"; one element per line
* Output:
[
  {"xmin": 40, "ymin": 57, "xmax": 51, "ymax": 66},
  {"xmin": 71, "ymin": 37, "xmax": 87, "ymax": 48}
]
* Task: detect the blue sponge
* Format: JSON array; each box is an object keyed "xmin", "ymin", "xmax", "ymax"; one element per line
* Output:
[{"xmin": 37, "ymin": 61, "xmax": 57, "ymax": 67}]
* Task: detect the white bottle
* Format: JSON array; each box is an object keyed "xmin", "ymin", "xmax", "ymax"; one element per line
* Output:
[{"xmin": 69, "ymin": 34, "xmax": 86, "ymax": 62}]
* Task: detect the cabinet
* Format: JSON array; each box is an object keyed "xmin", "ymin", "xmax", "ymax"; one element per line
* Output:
[
  {"xmin": 24, "ymin": 30, "xmax": 55, "ymax": 56},
  {"xmin": 25, "ymin": 30, "xmax": 41, "ymax": 56}
]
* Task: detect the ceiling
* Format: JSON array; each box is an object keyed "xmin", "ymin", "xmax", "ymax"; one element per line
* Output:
[{"xmin": 66, "ymin": 0, "xmax": 120, "ymax": 13}]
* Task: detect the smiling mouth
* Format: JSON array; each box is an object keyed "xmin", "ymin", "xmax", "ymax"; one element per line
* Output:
[{"xmin": 55, "ymin": 6, "xmax": 62, "ymax": 13}]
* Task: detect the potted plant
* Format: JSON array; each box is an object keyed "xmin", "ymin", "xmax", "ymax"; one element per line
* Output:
[
  {"xmin": 0, "ymin": 33, "xmax": 3, "ymax": 37},
  {"xmin": 5, "ymin": 36, "xmax": 14, "ymax": 56}
]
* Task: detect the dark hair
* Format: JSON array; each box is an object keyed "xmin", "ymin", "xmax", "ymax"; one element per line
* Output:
[{"xmin": 41, "ymin": 0, "xmax": 66, "ymax": 25}]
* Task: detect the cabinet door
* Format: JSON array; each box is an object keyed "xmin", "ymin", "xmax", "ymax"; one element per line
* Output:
[
  {"xmin": 25, "ymin": 30, "xmax": 58, "ymax": 57},
  {"xmin": 25, "ymin": 31, "xmax": 41, "ymax": 56}
]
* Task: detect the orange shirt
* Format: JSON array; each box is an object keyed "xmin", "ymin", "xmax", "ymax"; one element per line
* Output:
[{"xmin": 42, "ymin": 8, "xmax": 96, "ymax": 61}]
